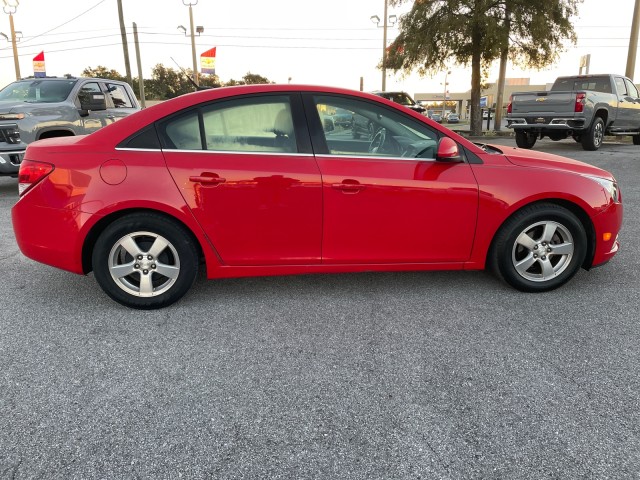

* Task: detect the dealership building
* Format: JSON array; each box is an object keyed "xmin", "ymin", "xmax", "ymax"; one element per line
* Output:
[{"xmin": 414, "ymin": 78, "xmax": 552, "ymax": 119}]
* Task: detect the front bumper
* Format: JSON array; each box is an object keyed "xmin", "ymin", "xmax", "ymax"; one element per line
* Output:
[
  {"xmin": 591, "ymin": 201, "xmax": 623, "ymax": 268},
  {"xmin": 0, "ymin": 148, "xmax": 25, "ymax": 176}
]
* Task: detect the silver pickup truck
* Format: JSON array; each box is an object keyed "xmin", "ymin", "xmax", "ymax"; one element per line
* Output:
[
  {"xmin": 0, "ymin": 76, "xmax": 140, "ymax": 176},
  {"xmin": 506, "ymin": 74, "xmax": 640, "ymax": 150}
]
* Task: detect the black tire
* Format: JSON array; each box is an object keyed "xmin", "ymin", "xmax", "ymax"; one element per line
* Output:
[
  {"xmin": 581, "ymin": 117, "xmax": 604, "ymax": 151},
  {"xmin": 515, "ymin": 130, "xmax": 537, "ymax": 149},
  {"xmin": 633, "ymin": 135, "xmax": 640, "ymax": 145},
  {"xmin": 490, "ymin": 203, "xmax": 587, "ymax": 292},
  {"xmin": 92, "ymin": 212, "xmax": 199, "ymax": 309}
]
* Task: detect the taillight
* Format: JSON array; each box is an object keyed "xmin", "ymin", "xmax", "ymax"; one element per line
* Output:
[
  {"xmin": 507, "ymin": 95, "xmax": 513, "ymax": 114},
  {"xmin": 18, "ymin": 160, "xmax": 54, "ymax": 196},
  {"xmin": 575, "ymin": 92, "xmax": 586, "ymax": 113}
]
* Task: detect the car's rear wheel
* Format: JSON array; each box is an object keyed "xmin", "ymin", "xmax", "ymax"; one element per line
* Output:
[
  {"xmin": 582, "ymin": 117, "xmax": 604, "ymax": 151},
  {"xmin": 515, "ymin": 130, "xmax": 537, "ymax": 149},
  {"xmin": 490, "ymin": 203, "xmax": 587, "ymax": 292},
  {"xmin": 92, "ymin": 213, "xmax": 199, "ymax": 309}
]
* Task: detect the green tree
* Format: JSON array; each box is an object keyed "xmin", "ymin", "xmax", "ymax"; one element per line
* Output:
[
  {"xmin": 224, "ymin": 72, "xmax": 274, "ymax": 86},
  {"xmin": 387, "ymin": 0, "xmax": 581, "ymax": 135},
  {"xmin": 81, "ymin": 66, "xmax": 126, "ymax": 82}
]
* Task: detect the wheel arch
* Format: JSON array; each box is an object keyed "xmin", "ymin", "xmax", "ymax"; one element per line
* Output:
[
  {"xmin": 81, "ymin": 208, "xmax": 207, "ymax": 274},
  {"xmin": 486, "ymin": 198, "xmax": 596, "ymax": 270},
  {"xmin": 36, "ymin": 128, "xmax": 76, "ymax": 140}
]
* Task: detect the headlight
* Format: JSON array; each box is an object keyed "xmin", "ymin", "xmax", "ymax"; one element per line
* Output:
[
  {"xmin": 0, "ymin": 113, "xmax": 26, "ymax": 120},
  {"xmin": 585, "ymin": 175, "xmax": 619, "ymax": 203}
]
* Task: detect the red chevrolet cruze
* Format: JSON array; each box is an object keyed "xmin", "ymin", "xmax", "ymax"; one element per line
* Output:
[{"xmin": 12, "ymin": 85, "xmax": 622, "ymax": 309}]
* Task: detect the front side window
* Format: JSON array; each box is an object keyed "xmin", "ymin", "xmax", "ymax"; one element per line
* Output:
[
  {"xmin": 615, "ymin": 77, "xmax": 628, "ymax": 96},
  {"xmin": 159, "ymin": 95, "xmax": 297, "ymax": 153},
  {"xmin": 77, "ymin": 82, "xmax": 102, "ymax": 105},
  {"xmin": 312, "ymin": 95, "xmax": 439, "ymax": 159},
  {"xmin": 105, "ymin": 83, "xmax": 134, "ymax": 108}
]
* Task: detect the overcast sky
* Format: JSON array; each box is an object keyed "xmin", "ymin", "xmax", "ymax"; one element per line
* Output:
[{"xmin": 0, "ymin": 0, "xmax": 637, "ymax": 96}]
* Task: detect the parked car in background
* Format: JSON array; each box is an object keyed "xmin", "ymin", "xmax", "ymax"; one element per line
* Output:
[
  {"xmin": 446, "ymin": 113, "xmax": 460, "ymax": 124},
  {"xmin": 331, "ymin": 107, "xmax": 353, "ymax": 128},
  {"xmin": 431, "ymin": 113, "xmax": 443, "ymax": 123},
  {"xmin": 506, "ymin": 73, "xmax": 640, "ymax": 150},
  {"xmin": 371, "ymin": 91, "xmax": 427, "ymax": 115},
  {"xmin": 12, "ymin": 84, "xmax": 622, "ymax": 309},
  {"xmin": 0, "ymin": 76, "xmax": 140, "ymax": 176}
]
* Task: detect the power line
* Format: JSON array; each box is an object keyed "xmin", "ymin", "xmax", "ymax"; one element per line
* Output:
[{"xmin": 20, "ymin": 0, "xmax": 108, "ymax": 46}]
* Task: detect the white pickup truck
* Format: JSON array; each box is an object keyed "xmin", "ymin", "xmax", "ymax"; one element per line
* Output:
[{"xmin": 506, "ymin": 74, "xmax": 640, "ymax": 151}]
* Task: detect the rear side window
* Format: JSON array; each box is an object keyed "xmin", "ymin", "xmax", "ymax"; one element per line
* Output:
[
  {"xmin": 105, "ymin": 83, "xmax": 134, "ymax": 108},
  {"xmin": 158, "ymin": 95, "xmax": 298, "ymax": 153}
]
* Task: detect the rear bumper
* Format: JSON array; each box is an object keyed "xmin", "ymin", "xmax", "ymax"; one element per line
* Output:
[
  {"xmin": 590, "ymin": 201, "xmax": 623, "ymax": 267},
  {"xmin": 507, "ymin": 117, "xmax": 586, "ymax": 131},
  {"xmin": 12, "ymin": 199, "xmax": 90, "ymax": 275}
]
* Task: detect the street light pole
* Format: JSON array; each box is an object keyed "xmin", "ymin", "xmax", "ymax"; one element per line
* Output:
[
  {"xmin": 183, "ymin": 0, "xmax": 199, "ymax": 87},
  {"xmin": 371, "ymin": 1, "xmax": 396, "ymax": 92},
  {"xmin": 3, "ymin": 0, "xmax": 20, "ymax": 80},
  {"xmin": 382, "ymin": 0, "xmax": 388, "ymax": 91}
]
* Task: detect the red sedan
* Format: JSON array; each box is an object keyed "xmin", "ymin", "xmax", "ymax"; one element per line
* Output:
[{"xmin": 12, "ymin": 85, "xmax": 622, "ymax": 309}]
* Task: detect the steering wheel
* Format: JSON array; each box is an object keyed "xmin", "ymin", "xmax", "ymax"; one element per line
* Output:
[{"xmin": 368, "ymin": 128, "xmax": 401, "ymax": 155}]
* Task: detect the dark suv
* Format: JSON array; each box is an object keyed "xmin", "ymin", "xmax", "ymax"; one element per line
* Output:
[
  {"xmin": 371, "ymin": 91, "xmax": 427, "ymax": 115},
  {"xmin": 0, "ymin": 76, "xmax": 140, "ymax": 176},
  {"xmin": 352, "ymin": 90, "xmax": 427, "ymax": 140}
]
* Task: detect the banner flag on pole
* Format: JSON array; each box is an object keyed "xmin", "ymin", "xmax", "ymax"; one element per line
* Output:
[
  {"xmin": 33, "ymin": 51, "xmax": 46, "ymax": 78},
  {"xmin": 200, "ymin": 47, "xmax": 216, "ymax": 75}
]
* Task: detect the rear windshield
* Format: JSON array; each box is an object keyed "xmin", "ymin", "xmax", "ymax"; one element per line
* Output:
[
  {"xmin": 0, "ymin": 79, "xmax": 77, "ymax": 103},
  {"xmin": 551, "ymin": 76, "xmax": 612, "ymax": 94}
]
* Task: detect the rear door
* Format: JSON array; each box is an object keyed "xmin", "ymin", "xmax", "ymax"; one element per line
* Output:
[
  {"xmin": 159, "ymin": 93, "xmax": 323, "ymax": 266},
  {"xmin": 303, "ymin": 93, "xmax": 479, "ymax": 264}
]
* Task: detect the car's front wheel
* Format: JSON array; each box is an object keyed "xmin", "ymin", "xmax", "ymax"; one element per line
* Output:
[
  {"xmin": 92, "ymin": 213, "xmax": 199, "ymax": 309},
  {"xmin": 490, "ymin": 203, "xmax": 587, "ymax": 292}
]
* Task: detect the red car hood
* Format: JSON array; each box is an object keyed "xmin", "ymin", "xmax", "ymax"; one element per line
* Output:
[{"xmin": 492, "ymin": 144, "xmax": 615, "ymax": 180}]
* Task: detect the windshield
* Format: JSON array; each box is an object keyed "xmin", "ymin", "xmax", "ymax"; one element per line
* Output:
[{"xmin": 0, "ymin": 79, "xmax": 77, "ymax": 103}]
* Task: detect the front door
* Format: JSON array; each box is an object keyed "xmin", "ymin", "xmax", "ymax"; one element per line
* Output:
[
  {"xmin": 304, "ymin": 94, "xmax": 478, "ymax": 264},
  {"xmin": 159, "ymin": 94, "xmax": 322, "ymax": 266}
]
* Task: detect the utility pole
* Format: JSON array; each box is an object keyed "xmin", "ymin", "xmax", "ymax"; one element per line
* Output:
[
  {"xmin": 133, "ymin": 22, "xmax": 145, "ymax": 108},
  {"xmin": 117, "ymin": 0, "xmax": 132, "ymax": 85},
  {"xmin": 183, "ymin": 0, "xmax": 199, "ymax": 87},
  {"xmin": 3, "ymin": 0, "xmax": 20, "ymax": 80},
  {"xmin": 626, "ymin": 0, "xmax": 640, "ymax": 80}
]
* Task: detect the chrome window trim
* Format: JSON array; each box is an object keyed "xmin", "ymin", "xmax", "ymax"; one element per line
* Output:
[
  {"xmin": 315, "ymin": 153, "xmax": 437, "ymax": 162},
  {"xmin": 116, "ymin": 147, "xmax": 314, "ymax": 157}
]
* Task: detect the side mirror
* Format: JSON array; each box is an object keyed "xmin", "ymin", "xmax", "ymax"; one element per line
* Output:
[
  {"xmin": 436, "ymin": 137, "xmax": 463, "ymax": 162},
  {"xmin": 79, "ymin": 93, "xmax": 107, "ymax": 112}
]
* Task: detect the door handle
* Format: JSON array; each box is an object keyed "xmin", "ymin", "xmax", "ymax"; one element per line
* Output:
[
  {"xmin": 332, "ymin": 181, "xmax": 365, "ymax": 193},
  {"xmin": 189, "ymin": 174, "xmax": 226, "ymax": 185}
]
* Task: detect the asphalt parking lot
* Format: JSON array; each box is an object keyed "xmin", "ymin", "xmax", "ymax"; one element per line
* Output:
[{"xmin": 1, "ymin": 137, "xmax": 639, "ymax": 479}]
